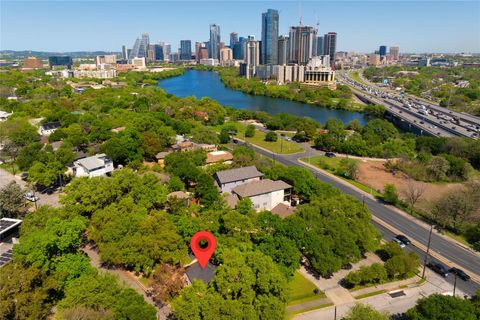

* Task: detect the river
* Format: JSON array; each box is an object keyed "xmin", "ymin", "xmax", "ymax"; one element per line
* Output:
[{"xmin": 158, "ymin": 70, "xmax": 368, "ymax": 125}]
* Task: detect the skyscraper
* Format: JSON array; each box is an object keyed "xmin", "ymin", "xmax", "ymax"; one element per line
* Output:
[
  {"xmin": 379, "ymin": 45, "xmax": 387, "ymax": 57},
  {"xmin": 288, "ymin": 26, "xmax": 318, "ymax": 65},
  {"xmin": 129, "ymin": 33, "xmax": 150, "ymax": 61},
  {"xmin": 180, "ymin": 40, "xmax": 192, "ymax": 60},
  {"xmin": 122, "ymin": 45, "xmax": 128, "ymax": 61},
  {"xmin": 245, "ymin": 36, "xmax": 260, "ymax": 66},
  {"xmin": 389, "ymin": 46, "xmax": 399, "ymax": 60},
  {"xmin": 261, "ymin": 9, "xmax": 279, "ymax": 65},
  {"xmin": 316, "ymin": 36, "xmax": 324, "ymax": 56},
  {"xmin": 154, "ymin": 44, "xmax": 164, "ymax": 61},
  {"xmin": 209, "ymin": 24, "xmax": 221, "ymax": 60},
  {"xmin": 230, "ymin": 32, "xmax": 238, "ymax": 48},
  {"xmin": 323, "ymin": 32, "xmax": 337, "ymax": 68},
  {"xmin": 278, "ymin": 36, "xmax": 288, "ymax": 65}
]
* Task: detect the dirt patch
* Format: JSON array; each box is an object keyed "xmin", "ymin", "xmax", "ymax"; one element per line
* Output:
[{"xmin": 356, "ymin": 160, "xmax": 464, "ymax": 212}]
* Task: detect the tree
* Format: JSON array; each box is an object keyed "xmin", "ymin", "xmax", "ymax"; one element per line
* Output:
[
  {"xmin": 16, "ymin": 142, "xmax": 45, "ymax": 171},
  {"xmin": 28, "ymin": 160, "xmax": 65, "ymax": 187},
  {"xmin": 101, "ymin": 130, "xmax": 144, "ymax": 165},
  {"xmin": 265, "ymin": 131, "xmax": 278, "ymax": 142},
  {"xmin": 384, "ymin": 252, "xmax": 419, "ymax": 279},
  {"xmin": 0, "ymin": 118, "xmax": 38, "ymax": 147},
  {"xmin": 151, "ymin": 263, "xmax": 186, "ymax": 303},
  {"xmin": 431, "ymin": 188, "xmax": 479, "ymax": 231},
  {"xmin": 342, "ymin": 304, "xmax": 389, "ymax": 320},
  {"xmin": 404, "ymin": 178, "xmax": 427, "ymax": 213},
  {"xmin": 191, "ymin": 127, "xmax": 219, "ymax": 145},
  {"xmin": 346, "ymin": 119, "xmax": 363, "ymax": 132},
  {"xmin": 383, "ymin": 184, "xmax": 399, "ymax": 205},
  {"xmin": 337, "ymin": 158, "xmax": 359, "ymax": 180},
  {"xmin": 0, "ymin": 181, "xmax": 26, "ymax": 218},
  {"xmin": 232, "ymin": 146, "xmax": 255, "ymax": 167},
  {"xmin": 56, "ymin": 142, "xmax": 75, "ymax": 166},
  {"xmin": 168, "ymin": 175, "xmax": 186, "ymax": 193},
  {"xmin": 245, "ymin": 124, "xmax": 255, "ymax": 138},
  {"xmin": 427, "ymin": 156, "xmax": 450, "ymax": 181},
  {"xmin": 406, "ymin": 294, "xmax": 477, "ymax": 320},
  {"xmin": 219, "ymin": 128, "xmax": 231, "ymax": 144},
  {"xmin": 142, "ymin": 131, "xmax": 164, "ymax": 159}
]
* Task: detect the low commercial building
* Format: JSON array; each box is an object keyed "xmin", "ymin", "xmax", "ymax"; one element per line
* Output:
[
  {"xmin": 73, "ymin": 154, "xmax": 114, "ymax": 178},
  {"xmin": 231, "ymin": 179, "xmax": 292, "ymax": 211},
  {"xmin": 199, "ymin": 58, "xmax": 219, "ymax": 66},
  {"xmin": 213, "ymin": 166, "xmax": 263, "ymax": 193},
  {"xmin": 23, "ymin": 57, "xmax": 44, "ymax": 69},
  {"xmin": 131, "ymin": 57, "xmax": 146, "ymax": 69},
  {"xmin": 73, "ymin": 69, "xmax": 117, "ymax": 79}
]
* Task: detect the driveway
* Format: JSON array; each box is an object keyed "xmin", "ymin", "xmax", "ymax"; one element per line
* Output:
[{"xmin": 0, "ymin": 168, "xmax": 61, "ymax": 208}]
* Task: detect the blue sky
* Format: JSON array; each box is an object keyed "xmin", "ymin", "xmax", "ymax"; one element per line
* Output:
[{"xmin": 1, "ymin": 1, "xmax": 479, "ymax": 53}]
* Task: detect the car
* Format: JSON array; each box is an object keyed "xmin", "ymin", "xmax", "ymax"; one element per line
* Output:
[
  {"xmin": 449, "ymin": 267, "xmax": 470, "ymax": 281},
  {"xmin": 20, "ymin": 172, "xmax": 28, "ymax": 181},
  {"xmin": 342, "ymin": 263, "xmax": 353, "ymax": 270},
  {"xmin": 325, "ymin": 152, "xmax": 336, "ymax": 158},
  {"xmin": 24, "ymin": 192, "xmax": 39, "ymax": 202},
  {"xmin": 427, "ymin": 262, "xmax": 449, "ymax": 277},
  {"xmin": 393, "ymin": 238, "xmax": 406, "ymax": 248},
  {"xmin": 395, "ymin": 234, "xmax": 411, "ymax": 245}
]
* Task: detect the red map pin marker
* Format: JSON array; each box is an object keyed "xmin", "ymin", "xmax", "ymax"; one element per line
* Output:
[{"xmin": 191, "ymin": 231, "xmax": 216, "ymax": 269}]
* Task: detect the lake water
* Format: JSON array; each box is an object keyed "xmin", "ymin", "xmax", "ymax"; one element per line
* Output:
[{"xmin": 158, "ymin": 70, "xmax": 368, "ymax": 125}]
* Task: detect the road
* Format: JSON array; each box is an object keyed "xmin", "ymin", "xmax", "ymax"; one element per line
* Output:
[
  {"xmin": 337, "ymin": 70, "xmax": 480, "ymax": 139},
  {"xmin": 240, "ymin": 141, "xmax": 480, "ymax": 296}
]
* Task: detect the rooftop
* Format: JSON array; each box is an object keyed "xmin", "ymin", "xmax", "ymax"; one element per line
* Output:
[
  {"xmin": 214, "ymin": 166, "xmax": 263, "ymax": 184},
  {"xmin": 40, "ymin": 121, "xmax": 61, "ymax": 130},
  {"xmin": 232, "ymin": 179, "xmax": 291, "ymax": 198},
  {"xmin": 206, "ymin": 150, "xmax": 233, "ymax": 164},
  {"xmin": 0, "ymin": 218, "xmax": 22, "ymax": 236},
  {"xmin": 75, "ymin": 153, "xmax": 110, "ymax": 170}
]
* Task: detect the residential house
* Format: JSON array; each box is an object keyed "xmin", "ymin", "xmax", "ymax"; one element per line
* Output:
[
  {"xmin": 231, "ymin": 179, "xmax": 292, "ymax": 212},
  {"xmin": 213, "ymin": 166, "xmax": 263, "ymax": 193},
  {"xmin": 73, "ymin": 153, "xmax": 114, "ymax": 178},
  {"xmin": 206, "ymin": 150, "xmax": 233, "ymax": 165},
  {"xmin": 39, "ymin": 121, "xmax": 61, "ymax": 136},
  {"xmin": 155, "ymin": 151, "xmax": 172, "ymax": 168}
]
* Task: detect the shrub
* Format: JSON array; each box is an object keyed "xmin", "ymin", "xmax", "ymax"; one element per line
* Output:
[
  {"xmin": 383, "ymin": 184, "xmax": 399, "ymax": 205},
  {"xmin": 265, "ymin": 131, "xmax": 278, "ymax": 142}
]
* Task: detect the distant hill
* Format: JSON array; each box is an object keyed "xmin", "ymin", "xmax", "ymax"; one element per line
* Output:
[{"xmin": 0, "ymin": 50, "xmax": 122, "ymax": 60}]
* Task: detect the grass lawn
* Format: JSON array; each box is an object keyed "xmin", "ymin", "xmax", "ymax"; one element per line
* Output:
[
  {"xmin": 354, "ymin": 289, "xmax": 386, "ymax": 300},
  {"xmin": 285, "ymin": 303, "xmax": 334, "ymax": 319},
  {"xmin": 350, "ymin": 71, "xmax": 366, "ymax": 85},
  {"xmin": 300, "ymin": 155, "xmax": 383, "ymax": 198},
  {"xmin": 287, "ymin": 271, "xmax": 325, "ymax": 306},
  {"xmin": 217, "ymin": 122, "xmax": 304, "ymax": 154}
]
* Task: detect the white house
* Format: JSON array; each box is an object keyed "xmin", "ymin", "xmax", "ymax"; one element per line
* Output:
[
  {"xmin": 231, "ymin": 179, "xmax": 292, "ymax": 212},
  {"xmin": 213, "ymin": 166, "xmax": 263, "ymax": 193},
  {"xmin": 39, "ymin": 121, "xmax": 61, "ymax": 136},
  {"xmin": 73, "ymin": 154, "xmax": 114, "ymax": 178}
]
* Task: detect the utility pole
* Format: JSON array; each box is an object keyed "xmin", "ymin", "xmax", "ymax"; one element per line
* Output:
[
  {"xmin": 422, "ymin": 224, "xmax": 434, "ymax": 279},
  {"xmin": 334, "ymin": 306, "xmax": 337, "ymax": 320}
]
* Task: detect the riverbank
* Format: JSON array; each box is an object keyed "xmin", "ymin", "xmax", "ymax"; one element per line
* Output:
[{"xmin": 191, "ymin": 65, "xmax": 366, "ymax": 113}]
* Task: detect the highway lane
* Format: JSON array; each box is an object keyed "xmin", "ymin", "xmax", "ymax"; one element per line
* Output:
[{"xmin": 241, "ymin": 142, "xmax": 480, "ymax": 295}]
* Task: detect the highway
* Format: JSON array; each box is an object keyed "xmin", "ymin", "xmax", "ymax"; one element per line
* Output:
[
  {"xmin": 337, "ymin": 71, "xmax": 480, "ymax": 139},
  {"xmin": 238, "ymin": 140, "xmax": 480, "ymax": 296}
]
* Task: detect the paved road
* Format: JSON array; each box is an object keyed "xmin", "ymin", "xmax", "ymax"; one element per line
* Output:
[{"xmin": 241, "ymin": 141, "xmax": 480, "ymax": 296}]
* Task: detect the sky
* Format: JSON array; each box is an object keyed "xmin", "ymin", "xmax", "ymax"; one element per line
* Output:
[{"xmin": 1, "ymin": 1, "xmax": 479, "ymax": 53}]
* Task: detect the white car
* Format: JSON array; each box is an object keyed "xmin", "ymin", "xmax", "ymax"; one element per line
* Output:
[
  {"xmin": 24, "ymin": 192, "xmax": 39, "ymax": 202},
  {"xmin": 393, "ymin": 238, "xmax": 406, "ymax": 248}
]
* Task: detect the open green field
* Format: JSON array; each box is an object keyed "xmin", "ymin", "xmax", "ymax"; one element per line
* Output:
[
  {"xmin": 287, "ymin": 271, "xmax": 325, "ymax": 306},
  {"xmin": 216, "ymin": 122, "xmax": 304, "ymax": 154}
]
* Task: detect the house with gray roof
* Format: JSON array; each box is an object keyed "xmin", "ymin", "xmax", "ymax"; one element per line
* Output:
[
  {"xmin": 213, "ymin": 166, "xmax": 263, "ymax": 193},
  {"xmin": 73, "ymin": 153, "xmax": 113, "ymax": 178},
  {"xmin": 231, "ymin": 179, "xmax": 292, "ymax": 212}
]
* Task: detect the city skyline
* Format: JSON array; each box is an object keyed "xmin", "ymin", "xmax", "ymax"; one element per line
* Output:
[{"xmin": 1, "ymin": 1, "xmax": 479, "ymax": 53}]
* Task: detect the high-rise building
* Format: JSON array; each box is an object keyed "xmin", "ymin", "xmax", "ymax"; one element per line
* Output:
[
  {"xmin": 233, "ymin": 37, "xmax": 247, "ymax": 60},
  {"xmin": 122, "ymin": 45, "xmax": 128, "ymax": 61},
  {"xmin": 323, "ymin": 32, "xmax": 337, "ymax": 68},
  {"xmin": 288, "ymin": 26, "xmax": 318, "ymax": 65},
  {"xmin": 261, "ymin": 9, "xmax": 279, "ymax": 65},
  {"xmin": 209, "ymin": 24, "xmax": 221, "ymax": 60},
  {"xmin": 278, "ymin": 36, "xmax": 288, "ymax": 65},
  {"xmin": 220, "ymin": 47, "xmax": 233, "ymax": 64},
  {"xmin": 159, "ymin": 42, "xmax": 171, "ymax": 62},
  {"xmin": 244, "ymin": 36, "xmax": 260, "ymax": 79},
  {"xmin": 23, "ymin": 57, "xmax": 44, "ymax": 69},
  {"xmin": 316, "ymin": 36, "xmax": 324, "ymax": 56},
  {"xmin": 96, "ymin": 55, "xmax": 117, "ymax": 65},
  {"xmin": 129, "ymin": 33, "xmax": 150, "ymax": 61},
  {"xmin": 379, "ymin": 45, "xmax": 387, "ymax": 57},
  {"xmin": 369, "ymin": 54, "xmax": 381, "ymax": 66},
  {"xmin": 147, "ymin": 45, "xmax": 156, "ymax": 63},
  {"xmin": 230, "ymin": 32, "xmax": 238, "ymax": 48},
  {"xmin": 48, "ymin": 56, "xmax": 72, "ymax": 69},
  {"xmin": 180, "ymin": 40, "xmax": 192, "ymax": 60},
  {"xmin": 154, "ymin": 44, "xmax": 164, "ymax": 61},
  {"xmin": 389, "ymin": 46, "xmax": 400, "ymax": 60},
  {"xmin": 197, "ymin": 47, "xmax": 209, "ymax": 61}
]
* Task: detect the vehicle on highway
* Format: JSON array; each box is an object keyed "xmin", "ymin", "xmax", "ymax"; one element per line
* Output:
[
  {"xmin": 24, "ymin": 192, "xmax": 39, "ymax": 202},
  {"xmin": 325, "ymin": 152, "xmax": 336, "ymax": 158},
  {"xmin": 427, "ymin": 262, "xmax": 449, "ymax": 277},
  {"xmin": 449, "ymin": 267, "xmax": 470, "ymax": 281},
  {"xmin": 393, "ymin": 238, "xmax": 406, "ymax": 248},
  {"xmin": 395, "ymin": 234, "xmax": 411, "ymax": 245}
]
